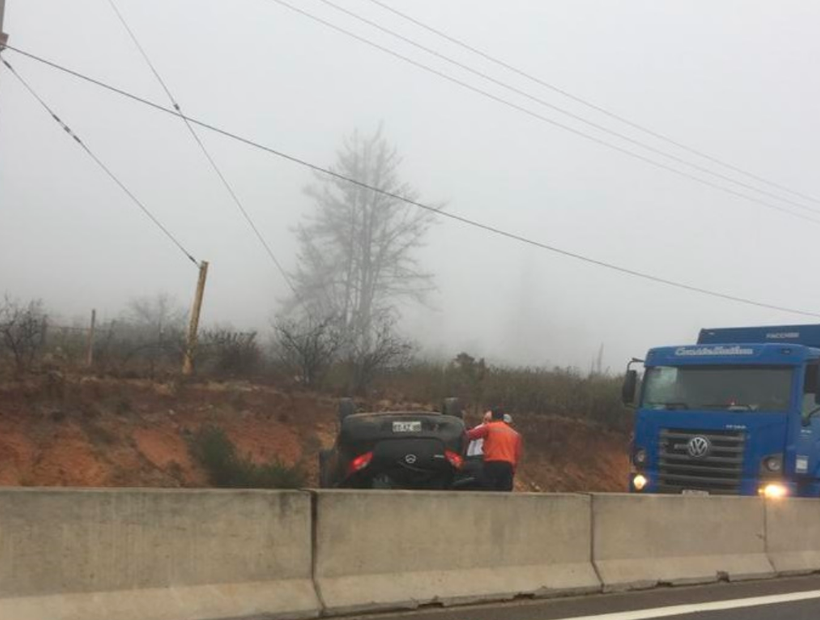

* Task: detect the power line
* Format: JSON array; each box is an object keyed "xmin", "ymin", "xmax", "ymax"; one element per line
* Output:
[
  {"xmin": 364, "ymin": 0, "xmax": 820, "ymax": 208},
  {"xmin": 1, "ymin": 54, "xmax": 198, "ymax": 266},
  {"xmin": 5, "ymin": 46, "xmax": 820, "ymax": 319},
  {"xmin": 105, "ymin": 0, "xmax": 176, "ymax": 106},
  {"xmin": 312, "ymin": 0, "xmax": 818, "ymax": 217},
  {"xmin": 105, "ymin": 0, "xmax": 295, "ymax": 291},
  {"xmin": 262, "ymin": 0, "xmax": 820, "ymax": 228}
]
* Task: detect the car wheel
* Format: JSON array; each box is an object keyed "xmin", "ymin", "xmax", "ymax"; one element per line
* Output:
[
  {"xmin": 442, "ymin": 397, "xmax": 463, "ymax": 419},
  {"xmin": 338, "ymin": 398, "xmax": 356, "ymax": 422},
  {"xmin": 371, "ymin": 474, "xmax": 394, "ymax": 489},
  {"xmin": 318, "ymin": 449, "xmax": 331, "ymax": 488}
]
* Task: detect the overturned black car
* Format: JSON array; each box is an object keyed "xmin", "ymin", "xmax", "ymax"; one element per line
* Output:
[{"xmin": 319, "ymin": 398, "xmax": 473, "ymax": 490}]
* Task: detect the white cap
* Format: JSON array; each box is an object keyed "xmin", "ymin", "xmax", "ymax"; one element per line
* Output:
[{"xmin": 503, "ymin": 413, "xmax": 513, "ymax": 424}]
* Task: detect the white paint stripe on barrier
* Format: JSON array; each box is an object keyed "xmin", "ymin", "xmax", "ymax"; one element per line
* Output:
[{"xmin": 555, "ymin": 588, "xmax": 820, "ymax": 620}]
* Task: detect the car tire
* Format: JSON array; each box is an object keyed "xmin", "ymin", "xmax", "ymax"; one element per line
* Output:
[
  {"xmin": 442, "ymin": 397, "xmax": 463, "ymax": 419},
  {"xmin": 318, "ymin": 449, "xmax": 331, "ymax": 488},
  {"xmin": 338, "ymin": 398, "xmax": 356, "ymax": 422},
  {"xmin": 371, "ymin": 474, "xmax": 394, "ymax": 489}
]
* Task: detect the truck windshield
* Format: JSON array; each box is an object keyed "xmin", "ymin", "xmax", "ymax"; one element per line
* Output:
[{"xmin": 642, "ymin": 365, "xmax": 793, "ymax": 412}]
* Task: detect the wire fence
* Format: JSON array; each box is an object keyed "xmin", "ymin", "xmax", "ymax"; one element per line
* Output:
[
  {"xmin": 1, "ymin": 311, "xmax": 262, "ymax": 379},
  {"xmin": 1, "ymin": 304, "xmax": 629, "ymax": 430}
]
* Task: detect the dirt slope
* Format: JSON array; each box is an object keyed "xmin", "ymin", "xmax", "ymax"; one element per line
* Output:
[{"xmin": 0, "ymin": 375, "xmax": 629, "ymax": 492}]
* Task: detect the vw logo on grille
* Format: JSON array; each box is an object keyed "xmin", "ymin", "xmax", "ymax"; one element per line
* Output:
[
  {"xmin": 404, "ymin": 454, "xmax": 417, "ymax": 464},
  {"xmin": 687, "ymin": 436, "xmax": 711, "ymax": 459}
]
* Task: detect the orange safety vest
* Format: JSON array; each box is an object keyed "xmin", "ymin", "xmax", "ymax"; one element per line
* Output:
[{"xmin": 466, "ymin": 421, "xmax": 522, "ymax": 467}]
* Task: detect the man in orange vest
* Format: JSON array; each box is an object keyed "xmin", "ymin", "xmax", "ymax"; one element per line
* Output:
[{"xmin": 466, "ymin": 407, "xmax": 522, "ymax": 491}]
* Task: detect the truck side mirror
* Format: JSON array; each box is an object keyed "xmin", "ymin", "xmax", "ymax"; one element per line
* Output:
[
  {"xmin": 814, "ymin": 365, "xmax": 820, "ymax": 405},
  {"xmin": 622, "ymin": 370, "xmax": 638, "ymax": 405}
]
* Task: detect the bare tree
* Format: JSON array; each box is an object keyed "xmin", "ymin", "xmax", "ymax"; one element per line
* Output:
[
  {"xmin": 126, "ymin": 293, "xmax": 187, "ymax": 334},
  {"xmin": 348, "ymin": 317, "xmax": 414, "ymax": 394},
  {"xmin": 289, "ymin": 127, "xmax": 437, "ymax": 348},
  {"xmin": 0, "ymin": 296, "xmax": 47, "ymax": 373},
  {"xmin": 273, "ymin": 315, "xmax": 343, "ymax": 388},
  {"xmin": 589, "ymin": 343, "xmax": 607, "ymax": 378},
  {"xmin": 122, "ymin": 293, "xmax": 187, "ymax": 374}
]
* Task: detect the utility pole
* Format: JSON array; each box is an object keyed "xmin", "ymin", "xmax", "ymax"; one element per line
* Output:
[
  {"xmin": 182, "ymin": 260, "xmax": 209, "ymax": 376},
  {"xmin": 0, "ymin": 0, "xmax": 9, "ymax": 50},
  {"xmin": 85, "ymin": 309, "xmax": 96, "ymax": 367}
]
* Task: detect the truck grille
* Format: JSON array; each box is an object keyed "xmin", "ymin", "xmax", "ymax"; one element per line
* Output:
[{"xmin": 657, "ymin": 428, "xmax": 745, "ymax": 494}]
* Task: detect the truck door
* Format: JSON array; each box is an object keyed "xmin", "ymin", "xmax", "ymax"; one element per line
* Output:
[{"xmin": 796, "ymin": 362, "xmax": 820, "ymax": 493}]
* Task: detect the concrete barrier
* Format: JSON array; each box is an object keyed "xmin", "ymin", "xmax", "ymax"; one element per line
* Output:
[
  {"xmin": 0, "ymin": 488, "xmax": 320, "ymax": 620},
  {"xmin": 6, "ymin": 488, "xmax": 804, "ymax": 619},
  {"xmin": 313, "ymin": 490, "xmax": 600, "ymax": 614},
  {"xmin": 592, "ymin": 493, "xmax": 774, "ymax": 591},
  {"xmin": 766, "ymin": 498, "xmax": 820, "ymax": 575}
]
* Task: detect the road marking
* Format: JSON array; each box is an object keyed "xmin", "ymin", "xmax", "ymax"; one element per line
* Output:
[{"xmin": 561, "ymin": 589, "xmax": 820, "ymax": 619}]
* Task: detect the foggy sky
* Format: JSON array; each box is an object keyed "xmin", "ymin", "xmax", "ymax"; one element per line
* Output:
[{"xmin": 2, "ymin": 0, "xmax": 819, "ymax": 372}]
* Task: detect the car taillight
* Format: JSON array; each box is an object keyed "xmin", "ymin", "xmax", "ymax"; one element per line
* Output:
[
  {"xmin": 445, "ymin": 450, "xmax": 463, "ymax": 469},
  {"xmin": 347, "ymin": 451, "xmax": 373, "ymax": 476}
]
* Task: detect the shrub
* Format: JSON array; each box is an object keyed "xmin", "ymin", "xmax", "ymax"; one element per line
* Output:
[
  {"xmin": 373, "ymin": 354, "xmax": 630, "ymax": 431},
  {"xmin": 189, "ymin": 425, "xmax": 241, "ymax": 487},
  {"xmin": 199, "ymin": 329, "xmax": 263, "ymax": 378},
  {"xmin": 253, "ymin": 461, "xmax": 308, "ymax": 488},
  {"xmin": 90, "ymin": 319, "xmax": 185, "ymax": 376},
  {"xmin": 345, "ymin": 318, "xmax": 414, "ymax": 394},
  {"xmin": 273, "ymin": 315, "xmax": 342, "ymax": 388},
  {"xmin": 189, "ymin": 425, "xmax": 305, "ymax": 489},
  {"xmin": 0, "ymin": 297, "xmax": 47, "ymax": 373}
]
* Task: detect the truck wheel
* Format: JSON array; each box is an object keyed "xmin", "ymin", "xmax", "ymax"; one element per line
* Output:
[
  {"xmin": 442, "ymin": 397, "xmax": 463, "ymax": 419},
  {"xmin": 338, "ymin": 398, "xmax": 356, "ymax": 422}
]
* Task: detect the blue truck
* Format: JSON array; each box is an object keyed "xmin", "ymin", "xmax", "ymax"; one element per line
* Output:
[{"xmin": 622, "ymin": 324, "xmax": 820, "ymax": 498}]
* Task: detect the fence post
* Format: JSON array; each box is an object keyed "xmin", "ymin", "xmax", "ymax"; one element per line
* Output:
[{"xmin": 86, "ymin": 309, "xmax": 96, "ymax": 367}]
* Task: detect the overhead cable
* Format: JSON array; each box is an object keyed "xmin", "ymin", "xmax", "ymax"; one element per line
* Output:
[
  {"xmin": 312, "ymin": 0, "xmax": 817, "ymax": 216},
  {"xmin": 106, "ymin": 0, "xmax": 295, "ymax": 290},
  {"xmin": 5, "ymin": 46, "xmax": 819, "ymax": 318},
  {"xmin": 1, "ymin": 55, "xmax": 198, "ymax": 265},
  {"xmin": 265, "ymin": 0, "xmax": 820, "ymax": 226},
  {"xmin": 364, "ymin": 0, "xmax": 820, "ymax": 207}
]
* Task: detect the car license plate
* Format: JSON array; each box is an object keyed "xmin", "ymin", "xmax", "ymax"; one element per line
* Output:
[
  {"xmin": 392, "ymin": 421, "xmax": 422, "ymax": 433},
  {"xmin": 682, "ymin": 489, "xmax": 709, "ymax": 496}
]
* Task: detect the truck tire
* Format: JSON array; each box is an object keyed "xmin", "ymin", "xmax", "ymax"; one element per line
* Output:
[
  {"xmin": 338, "ymin": 398, "xmax": 356, "ymax": 422},
  {"xmin": 442, "ymin": 397, "xmax": 463, "ymax": 419}
]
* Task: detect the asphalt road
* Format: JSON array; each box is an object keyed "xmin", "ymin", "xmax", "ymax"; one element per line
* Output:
[{"xmin": 350, "ymin": 575, "xmax": 820, "ymax": 620}]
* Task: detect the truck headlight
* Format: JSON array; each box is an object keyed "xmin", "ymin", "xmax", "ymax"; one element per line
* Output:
[
  {"xmin": 633, "ymin": 474, "xmax": 648, "ymax": 491},
  {"xmin": 762, "ymin": 455, "xmax": 783, "ymax": 473},
  {"xmin": 633, "ymin": 449, "xmax": 647, "ymax": 466},
  {"xmin": 760, "ymin": 483, "xmax": 788, "ymax": 499}
]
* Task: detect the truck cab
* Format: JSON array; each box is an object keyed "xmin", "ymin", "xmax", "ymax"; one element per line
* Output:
[{"xmin": 623, "ymin": 325, "xmax": 820, "ymax": 498}]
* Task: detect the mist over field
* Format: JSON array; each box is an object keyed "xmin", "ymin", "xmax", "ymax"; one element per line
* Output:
[{"xmin": 3, "ymin": 0, "xmax": 819, "ymax": 372}]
